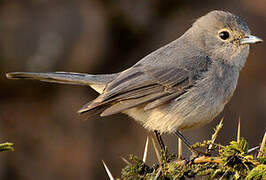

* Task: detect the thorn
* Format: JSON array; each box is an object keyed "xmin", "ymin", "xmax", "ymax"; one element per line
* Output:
[
  {"xmin": 237, "ymin": 117, "xmax": 241, "ymax": 143},
  {"xmin": 151, "ymin": 137, "xmax": 161, "ymax": 164},
  {"xmin": 143, "ymin": 136, "xmax": 149, "ymax": 163},
  {"xmin": 208, "ymin": 117, "xmax": 223, "ymax": 150},
  {"xmin": 219, "ymin": 169, "xmax": 229, "ymax": 180},
  {"xmin": 120, "ymin": 156, "xmax": 131, "ymax": 165},
  {"xmin": 258, "ymin": 131, "xmax": 266, "ymax": 158},
  {"xmin": 154, "ymin": 166, "xmax": 162, "ymax": 180},
  {"xmin": 247, "ymin": 146, "xmax": 260, "ymax": 153},
  {"xmin": 102, "ymin": 160, "xmax": 115, "ymax": 180},
  {"xmin": 178, "ymin": 138, "xmax": 182, "ymax": 159},
  {"xmin": 219, "ymin": 117, "xmax": 224, "ymax": 126}
]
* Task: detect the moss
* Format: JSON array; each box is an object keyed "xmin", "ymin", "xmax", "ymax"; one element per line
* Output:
[
  {"xmin": 120, "ymin": 155, "xmax": 153, "ymax": 179},
  {"xmin": 246, "ymin": 164, "xmax": 266, "ymax": 180},
  {"xmin": 118, "ymin": 121, "xmax": 266, "ymax": 179},
  {"xmin": 0, "ymin": 142, "xmax": 14, "ymax": 152}
]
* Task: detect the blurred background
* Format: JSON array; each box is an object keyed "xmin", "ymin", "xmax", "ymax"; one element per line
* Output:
[{"xmin": 0, "ymin": 0, "xmax": 265, "ymax": 179}]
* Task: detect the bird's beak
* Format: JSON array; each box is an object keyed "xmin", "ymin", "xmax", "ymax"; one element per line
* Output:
[{"xmin": 240, "ymin": 35, "xmax": 263, "ymax": 45}]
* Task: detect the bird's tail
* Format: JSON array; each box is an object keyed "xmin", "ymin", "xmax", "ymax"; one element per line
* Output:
[{"xmin": 6, "ymin": 72, "xmax": 118, "ymax": 93}]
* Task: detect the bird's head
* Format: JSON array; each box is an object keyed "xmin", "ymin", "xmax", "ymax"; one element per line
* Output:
[{"xmin": 191, "ymin": 10, "xmax": 262, "ymax": 69}]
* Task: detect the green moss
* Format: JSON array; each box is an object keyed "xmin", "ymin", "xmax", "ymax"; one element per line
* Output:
[
  {"xmin": 118, "ymin": 121, "xmax": 265, "ymax": 179},
  {"xmin": 246, "ymin": 164, "xmax": 266, "ymax": 180},
  {"xmin": 120, "ymin": 155, "xmax": 153, "ymax": 179},
  {"xmin": 0, "ymin": 142, "xmax": 14, "ymax": 152}
]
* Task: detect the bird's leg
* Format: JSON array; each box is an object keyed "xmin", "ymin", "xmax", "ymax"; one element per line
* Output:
[
  {"xmin": 154, "ymin": 130, "xmax": 165, "ymax": 151},
  {"xmin": 174, "ymin": 130, "xmax": 206, "ymax": 159}
]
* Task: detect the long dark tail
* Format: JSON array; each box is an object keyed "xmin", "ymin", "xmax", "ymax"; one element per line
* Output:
[{"xmin": 6, "ymin": 72, "xmax": 118, "ymax": 93}]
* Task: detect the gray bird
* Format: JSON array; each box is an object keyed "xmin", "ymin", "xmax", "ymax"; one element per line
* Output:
[{"xmin": 6, "ymin": 10, "xmax": 262, "ymax": 152}]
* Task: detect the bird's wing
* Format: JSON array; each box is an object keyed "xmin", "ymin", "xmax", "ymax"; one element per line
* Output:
[{"xmin": 79, "ymin": 57, "xmax": 212, "ymax": 116}]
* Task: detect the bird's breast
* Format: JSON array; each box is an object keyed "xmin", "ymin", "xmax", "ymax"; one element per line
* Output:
[
  {"xmin": 124, "ymin": 62, "xmax": 240, "ymax": 134},
  {"xmin": 172, "ymin": 62, "xmax": 240, "ymax": 131},
  {"xmin": 141, "ymin": 62, "xmax": 239, "ymax": 133}
]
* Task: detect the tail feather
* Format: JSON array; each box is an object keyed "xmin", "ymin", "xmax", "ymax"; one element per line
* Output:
[{"xmin": 6, "ymin": 72, "xmax": 118, "ymax": 93}]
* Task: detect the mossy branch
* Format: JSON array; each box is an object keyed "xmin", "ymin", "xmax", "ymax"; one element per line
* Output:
[{"xmin": 116, "ymin": 119, "xmax": 266, "ymax": 179}]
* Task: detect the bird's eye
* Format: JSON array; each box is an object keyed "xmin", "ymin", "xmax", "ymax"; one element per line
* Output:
[{"xmin": 219, "ymin": 31, "xmax": 230, "ymax": 40}]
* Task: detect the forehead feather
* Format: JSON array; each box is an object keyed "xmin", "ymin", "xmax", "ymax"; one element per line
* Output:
[{"xmin": 194, "ymin": 10, "xmax": 250, "ymax": 34}]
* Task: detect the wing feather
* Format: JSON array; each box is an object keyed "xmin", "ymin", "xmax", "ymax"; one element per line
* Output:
[{"xmin": 79, "ymin": 57, "xmax": 212, "ymax": 115}]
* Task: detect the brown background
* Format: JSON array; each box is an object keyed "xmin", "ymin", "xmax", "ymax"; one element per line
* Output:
[{"xmin": 0, "ymin": 0, "xmax": 265, "ymax": 179}]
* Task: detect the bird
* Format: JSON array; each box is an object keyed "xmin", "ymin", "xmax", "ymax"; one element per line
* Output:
[{"xmin": 6, "ymin": 10, "xmax": 262, "ymax": 153}]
